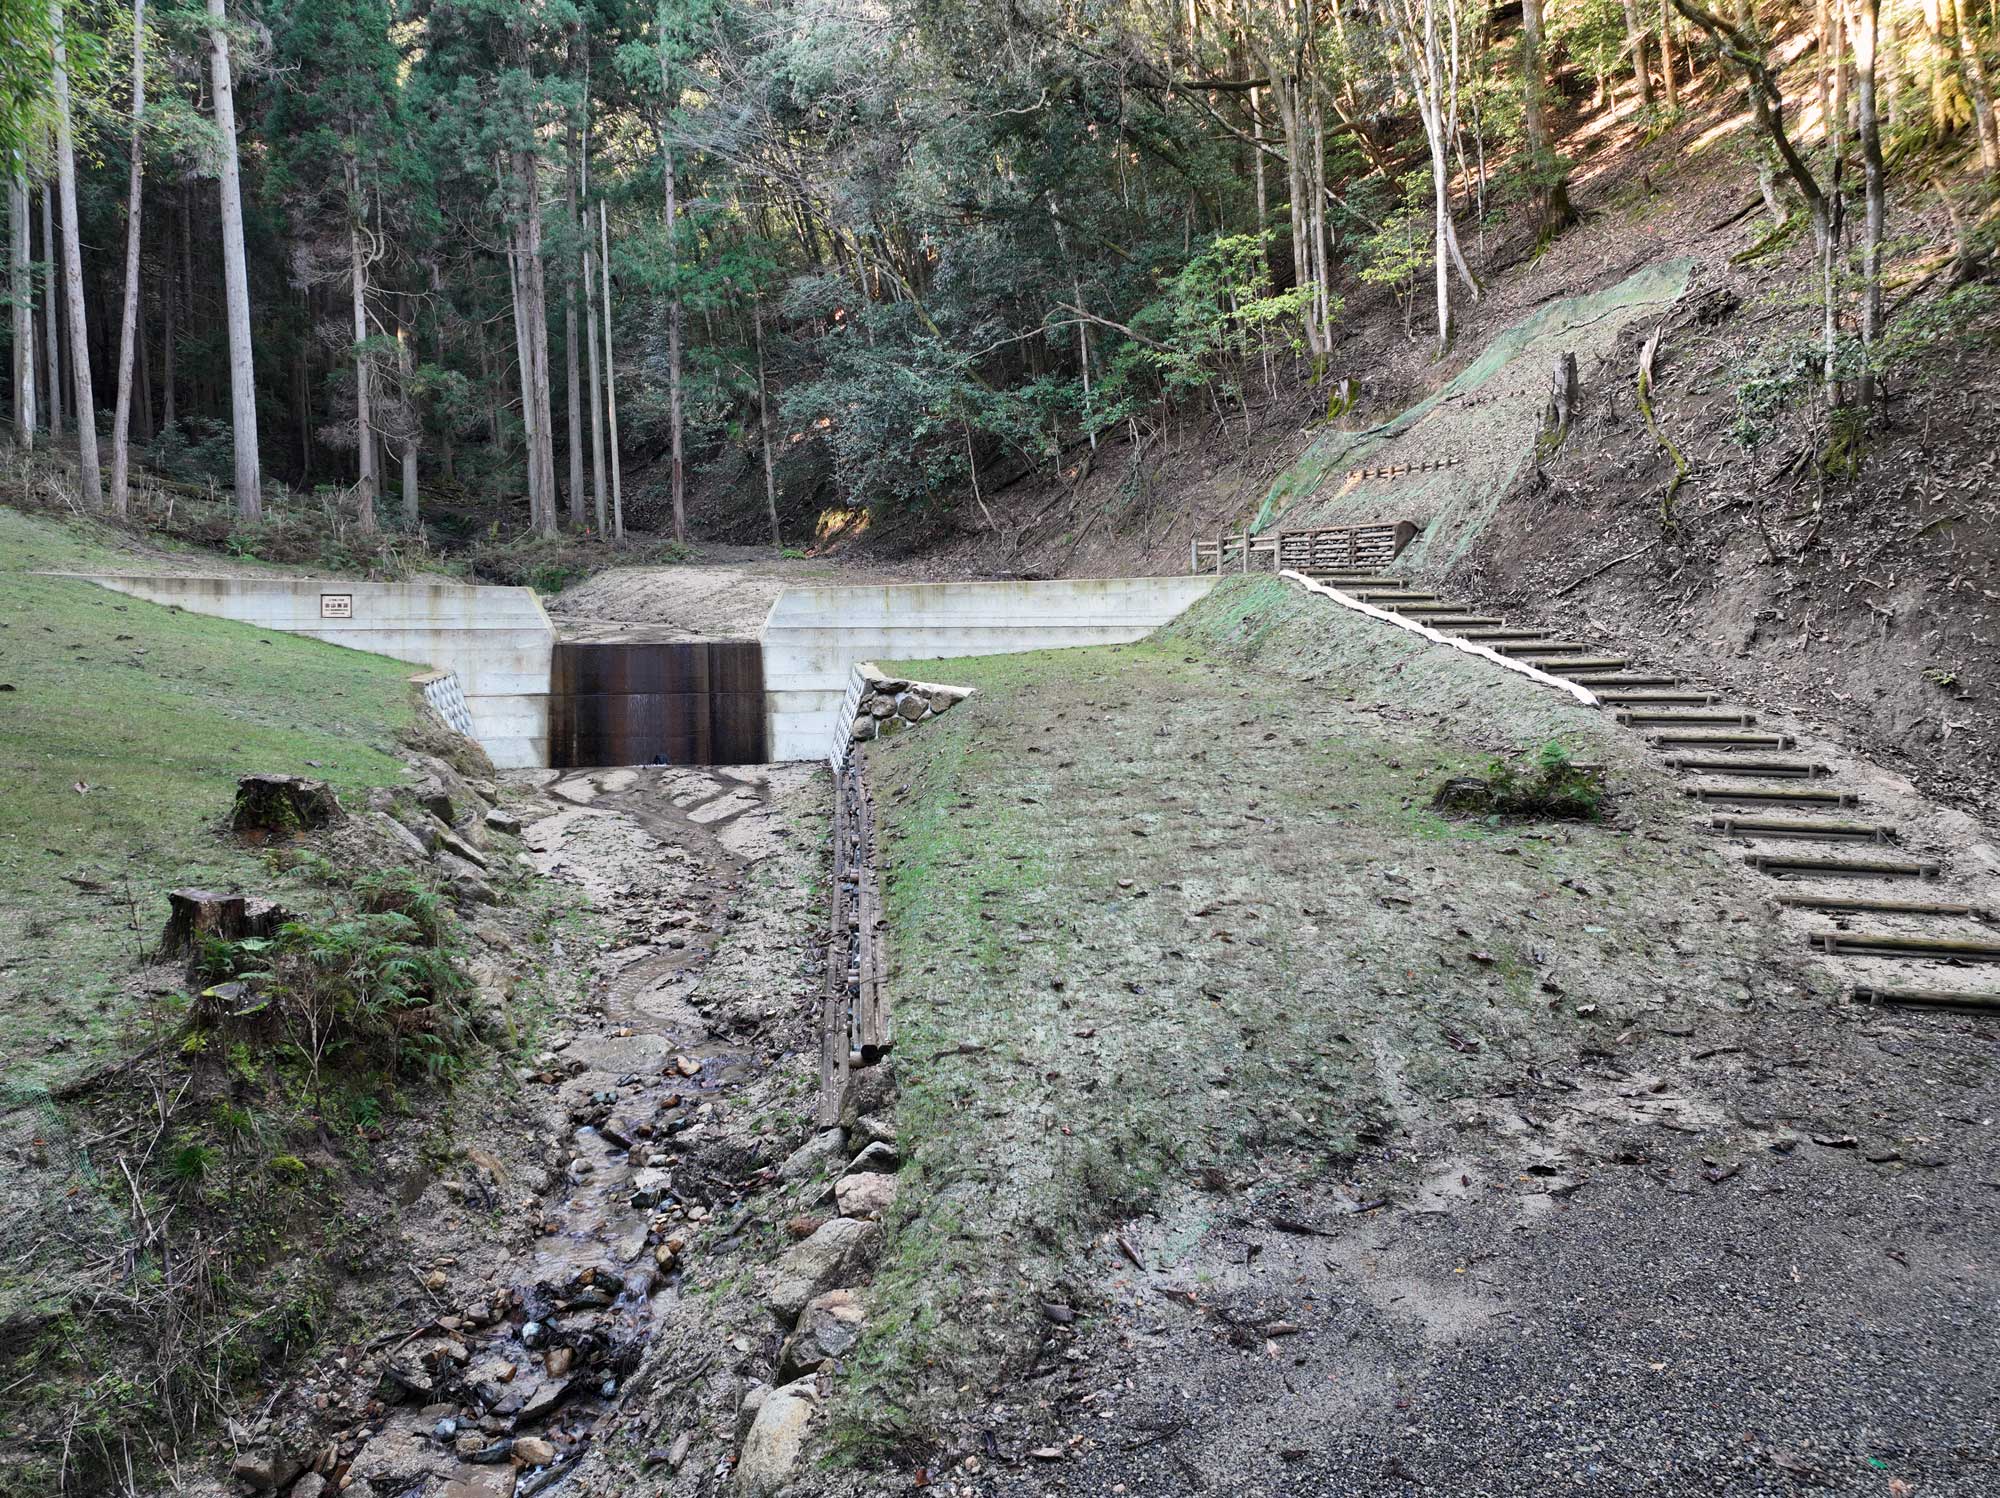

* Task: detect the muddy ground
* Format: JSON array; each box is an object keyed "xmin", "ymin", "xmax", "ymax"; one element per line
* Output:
[{"xmin": 822, "ymin": 581, "xmax": 2000, "ymax": 1498}]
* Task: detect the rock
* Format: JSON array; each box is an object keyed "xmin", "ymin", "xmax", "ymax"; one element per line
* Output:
[
  {"xmin": 375, "ymin": 812, "xmax": 435, "ymax": 862},
  {"xmin": 778, "ymin": 1129, "xmax": 847, "ymax": 1181},
  {"xmin": 408, "ymin": 771, "xmax": 457, "ymax": 824},
  {"xmin": 734, "ymin": 1381, "xmax": 770, "ymax": 1449},
  {"xmin": 438, "ymin": 853, "xmax": 498, "ymax": 905},
  {"xmin": 845, "ymin": 1140, "xmax": 900, "ymax": 1174},
  {"xmin": 287, "ymin": 1475, "xmax": 327, "ymax": 1498},
  {"xmin": 467, "ymin": 777, "xmax": 500, "ymax": 804},
  {"xmin": 734, "ymin": 1380, "xmax": 819, "ymax": 1497},
  {"xmin": 928, "ymin": 691, "xmax": 962, "ymax": 713},
  {"xmin": 438, "ymin": 828, "xmax": 490, "ymax": 869},
  {"xmin": 484, "ymin": 807, "xmax": 522, "ymax": 835},
  {"xmin": 839, "ymin": 1064, "xmax": 897, "ymax": 1126},
  {"xmin": 778, "ymin": 1289, "xmax": 866, "ymax": 1378},
  {"xmin": 511, "ymin": 1435, "xmax": 557, "ymax": 1467},
  {"xmin": 440, "ymin": 1469, "xmax": 518, "ymax": 1498},
  {"xmin": 349, "ymin": 1419, "xmax": 457, "ymax": 1487},
  {"xmin": 230, "ymin": 1449, "xmax": 285, "ymax": 1489},
  {"xmin": 894, "ymin": 692, "xmax": 927, "ymax": 721},
  {"xmin": 544, "ymin": 1346, "xmax": 574, "ymax": 1378},
  {"xmin": 852, "ymin": 1113, "xmax": 897, "ymax": 1148},
  {"xmin": 834, "ymin": 1171, "xmax": 898, "ymax": 1220},
  {"xmin": 764, "ymin": 1218, "xmax": 880, "ymax": 1322},
  {"xmin": 865, "ymin": 694, "xmax": 898, "ymax": 720},
  {"xmin": 849, "ymin": 715, "xmax": 878, "ymax": 743}
]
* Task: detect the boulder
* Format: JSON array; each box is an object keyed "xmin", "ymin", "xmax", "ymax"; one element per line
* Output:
[
  {"xmin": 375, "ymin": 812, "xmax": 434, "ymax": 863},
  {"xmin": 778, "ymin": 1290, "xmax": 866, "ymax": 1379},
  {"xmin": 438, "ymin": 828, "xmax": 490, "ymax": 869},
  {"xmin": 348, "ymin": 1418, "xmax": 456, "ymax": 1488},
  {"xmin": 763, "ymin": 1218, "xmax": 880, "ymax": 1321},
  {"xmin": 845, "ymin": 1140, "xmax": 899, "ymax": 1174},
  {"xmin": 287, "ymin": 1476, "xmax": 327, "ymax": 1498},
  {"xmin": 865, "ymin": 694, "xmax": 898, "ymax": 720},
  {"xmin": 484, "ymin": 807, "xmax": 522, "ymax": 835},
  {"xmin": 734, "ymin": 1380, "xmax": 818, "ymax": 1497},
  {"xmin": 849, "ymin": 715, "xmax": 878, "ymax": 743},
  {"xmin": 511, "ymin": 1435, "xmax": 557, "ymax": 1467},
  {"xmin": 894, "ymin": 692, "xmax": 927, "ymax": 721},
  {"xmin": 834, "ymin": 1171, "xmax": 898, "ymax": 1221},
  {"xmin": 778, "ymin": 1129, "xmax": 847, "ymax": 1182}
]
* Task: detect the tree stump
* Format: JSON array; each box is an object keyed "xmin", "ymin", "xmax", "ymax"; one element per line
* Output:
[
  {"xmin": 230, "ymin": 774, "xmax": 342, "ymax": 840},
  {"xmin": 160, "ymin": 889, "xmax": 287, "ymax": 969}
]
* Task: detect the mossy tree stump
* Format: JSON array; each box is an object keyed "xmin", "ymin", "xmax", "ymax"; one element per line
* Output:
[{"xmin": 230, "ymin": 774, "xmax": 342, "ymax": 840}]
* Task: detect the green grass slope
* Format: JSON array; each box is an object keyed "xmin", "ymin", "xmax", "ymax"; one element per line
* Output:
[
  {"xmin": 837, "ymin": 576, "xmax": 1812, "ymax": 1445},
  {"xmin": 0, "ymin": 507, "xmax": 420, "ymax": 1099}
]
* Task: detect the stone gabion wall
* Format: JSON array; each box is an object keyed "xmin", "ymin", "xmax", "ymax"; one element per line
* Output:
[
  {"xmin": 416, "ymin": 670, "xmax": 476, "ymax": 737},
  {"xmin": 846, "ymin": 664, "xmax": 972, "ymax": 748}
]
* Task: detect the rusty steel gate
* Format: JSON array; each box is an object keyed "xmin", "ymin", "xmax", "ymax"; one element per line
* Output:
[{"xmin": 549, "ymin": 640, "xmax": 767, "ymax": 767}]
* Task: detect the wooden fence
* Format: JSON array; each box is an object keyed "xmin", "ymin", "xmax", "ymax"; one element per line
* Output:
[{"xmin": 1190, "ymin": 520, "xmax": 1421, "ymax": 575}]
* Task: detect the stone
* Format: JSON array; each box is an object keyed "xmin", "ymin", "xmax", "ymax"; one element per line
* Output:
[
  {"xmin": 287, "ymin": 1475, "xmax": 327, "ymax": 1498},
  {"xmin": 845, "ymin": 1140, "xmax": 900, "ymax": 1174},
  {"xmin": 877, "ymin": 715, "xmax": 907, "ymax": 738},
  {"xmin": 834, "ymin": 1171, "xmax": 898, "ymax": 1220},
  {"xmin": 230, "ymin": 1450, "xmax": 284, "ymax": 1489},
  {"xmin": 852, "ymin": 1113, "xmax": 897, "ymax": 1148},
  {"xmin": 349, "ymin": 1419, "xmax": 457, "ymax": 1487},
  {"xmin": 778, "ymin": 1289, "xmax": 866, "ymax": 1378},
  {"xmin": 409, "ymin": 774, "xmax": 457, "ymax": 825},
  {"xmin": 849, "ymin": 715, "xmax": 877, "ymax": 743},
  {"xmin": 439, "ymin": 828, "xmax": 490, "ymax": 869},
  {"xmin": 764, "ymin": 1218, "xmax": 880, "ymax": 1321},
  {"xmin": 437, "ymin": 853, "xmax": 497, "ymax": 905},
  {"xmin": 928, "ymin": 691, "xmax": 961, "ymax": 713},
  {"xmin": 440, "ymin": 1469, "xmax": 518, "ymax": 1498},
  {"xmin": 511, "ymin": 1435, "xmax": 558, "ymax": 1467},
  {"xmin": 865, "ymin": 694, "xmax": 898, "ymax": 720},
  {"xmin": 545, "ymin": 1346, "xmax": 574, "ymax": 1378},
  {"xmin": 734, "ymin": 1380, "xmax": 818, "ymax": 1497},
  {"xmin": 778, "ymin": 1129, "xmax": 847, "ymax": 1181},
  {"xmin": 484, "ymin": 807, "xmax": 522, "ymax": 835},
  {"xmin": 894, "ymin": 692, "xmax": 927, "ymax": 721},
  {"xmin": 375, "ymin": 812, "xmax": 434, "ymax": 862},
  {"xmin": 467, "ymin": 778, "xmax": 501, "ymax": 804}
]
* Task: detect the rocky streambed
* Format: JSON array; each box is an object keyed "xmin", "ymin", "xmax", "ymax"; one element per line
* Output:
[{"xmin": 226, "ymin": 762, "xmax": 861, "ymax": 1498}]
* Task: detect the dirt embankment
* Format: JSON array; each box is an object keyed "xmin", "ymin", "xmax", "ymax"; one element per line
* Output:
[{"xmin": 819, "ymin": 579, "xmax": 2000, "ymax": 1497}]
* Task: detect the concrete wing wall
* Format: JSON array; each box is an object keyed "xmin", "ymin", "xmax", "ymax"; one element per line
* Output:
[
  {"xmin": 761, "ymin": 575, "xmax": 1220, "ymax": 762},
  {"xmin": 72, "ymin": 575, "xmax": 554, "ymax": 769}
]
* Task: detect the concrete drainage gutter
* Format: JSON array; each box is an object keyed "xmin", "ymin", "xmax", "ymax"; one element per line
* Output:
[{"xmin": 1279, "ymin": 569, "xmax": 1601, "ymax": 709}]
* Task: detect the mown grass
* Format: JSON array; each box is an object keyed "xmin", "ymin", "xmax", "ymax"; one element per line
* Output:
[
  {"xmin": 829, "ymin": 579, "xmax": 1789, "ymax": 1451},
  {"xmin": 0, "ymin": 506, "xmax": 419, "ymax": 1099}
]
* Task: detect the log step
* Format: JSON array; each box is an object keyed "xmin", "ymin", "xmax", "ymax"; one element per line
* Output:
[
  {"xmin": 1308, "ymin": 573, "xmax": 1407, "ymax": 586},
  {"xmin": 1716, "ymin": 814, "xmax": 1895, "ymax": 842},
  {"xmin": 1389, "ymin": 603, "xmax": 1500, "ymax": 620},
  {"xmin": 1496, "ymin": 639, "xmax": 1595, "ymax": 655},
  {"xmin": 1813, "ymin": 932, "xmax": 2000, "ymax": 962},
  {"xmin": 1351, "ymin": 589, "xmax": 1438, "ymax": 602},
  {"xmin": 1662, "ymin": 756, "xmax": 1829, "ymax": 778},
  {"xmin": 1599, "ymin": 691, "xmax": 1721, "ymax": 705},
  {"xmin": 1571, "ymin": 674, "xmax": 1681, "ymax": 688},
  {"xmin": 1852, "ymin": 985, "xmax": 2000, "ymax": 1011},
  {"xmin": 1687, "ymin": 785, "xmax": 1860, "ymax": 806},
  {"xmin": 1528, "ymin": 655, "xmax": 1632, "ymax": 672},
  {"xmin": 1457, "ymin": 630, "xmax": 1554, "ymax": 644},
  {"xmin": 1777, "ymin": 893, "xmax": 1989, "ymax": 919},
  {"xmin": 1619, "ymin": 709, "xmax": 1757, "ymax": 726},
  {"xmin": 1422, "ymin": 616, "xmax": 1505, "ymax": 630},
  {"xmin": 1651, "ymin": 731, "xmax": 1797, "ymax": 748},
  {"xmin": 1748, "ymin": 853, "xmax": 1939, "ymax": 878}
]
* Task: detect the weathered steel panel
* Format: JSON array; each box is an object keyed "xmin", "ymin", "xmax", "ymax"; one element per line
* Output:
[{"xmin": 550, "ymin": 641, "xmax": 767, "ymax": 766}]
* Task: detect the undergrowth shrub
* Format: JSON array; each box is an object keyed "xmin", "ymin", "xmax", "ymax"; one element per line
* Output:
[{"xmin": 1433, "ymin": 742, "xmax": 1605, "ymax": 821}]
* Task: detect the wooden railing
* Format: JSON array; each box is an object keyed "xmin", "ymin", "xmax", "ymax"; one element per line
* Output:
[{"xmin": 1190, "ymin": 520, "xmax": 1421, "ymax": 575}]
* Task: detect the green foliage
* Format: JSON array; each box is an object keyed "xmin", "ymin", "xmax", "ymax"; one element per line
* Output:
[{"xmin": 1434, "ymin": 743, "xmax": 1607, "ymax": 822}]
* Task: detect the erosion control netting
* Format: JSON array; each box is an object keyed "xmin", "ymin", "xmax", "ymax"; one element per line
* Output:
[{"xmin": 1253, "ymin": 257, "xmax": 1696, "ymax": 570}]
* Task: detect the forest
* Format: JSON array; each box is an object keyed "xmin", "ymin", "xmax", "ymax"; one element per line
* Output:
[{"xmin": 1, "ymin": 0, "xmax": 1997, "ymax": 551}]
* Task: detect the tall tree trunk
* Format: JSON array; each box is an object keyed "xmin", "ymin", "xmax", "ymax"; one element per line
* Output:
[
  {"xmin": 754, "ymin": 299, "xmax": 780, "ymax": 550},
  {"xmin": 1521, "ymin": 0, "xmax": 1578, "ymax": 237},
  {"xmin": 397, "ymin": 312, "xmax": 417, "ymax": 527},
  {"xmin": 504, "ymin": 221, "xmax": 543, "ymax": 529},
  {"xmin": 517, "ymin": 153, "xmax": 557, "ymax": 536},
  {"xmin": 661, "ymin": 124, "xmax": 687, "ymax": 543},
  {"xmin": 1624, "ymin": 0, "xmax": 1657, "ymax": 106},
  {"xmin": 8, "ymin": 162, "xmax": 32, "ymax": 446},
  {"xmin": 40, "ymin": 177, "xmax": 61, "ymax": 437},
  {"xmin": 207, "ymin": 0, "xmax": 261, "ymax": 518},
  {"xmin": 136, "ymin": 288, "xmax": 152, "ymax": 443},
  {"xmin": 161, "ymin": 207, "xmax": 176, "ymax": 431},
  {"xmin": 564, "ymin": 138, "xmax": 584, "ymax": 527},
  {"xmin": 582, "ymin": 234, "xmax": 607, "ymax": 536},
  {"xmin": 1953, "ymin": 0, "xmax": 2000, "ymax": 170},
  {"xmin": 52, "ymin": 2, "xmax": 101, "ymax": 504},
  {"xmin": 600, "ymin": 200, "xmax": 623, "ymax": 543},
  {"xmin": 346, "ymin": 159, "xmax": 377, "ymax": 533},
  {"xmin": 1660, "ymin": 0, "xmax": 1681, "ymax": 103},
  {"xmin": 1883, "ymin": 0, "xmax": 1905, "ymax": 129},
  {"xmin": 1854, "ymin": 0, "xmax": 1888, "ymax": 408},
  {"xmin": 109, "ymin": 0, "xmax": 148, "ymax": 517}
]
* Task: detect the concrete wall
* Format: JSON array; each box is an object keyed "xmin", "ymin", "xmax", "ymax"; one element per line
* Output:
[
  {"xmin": 762, "ymin": 575, "xmax": 1219, "ymax": 762},
  {"xmin": 73, "ymin": 575, "xmax": 554, "ymax": 768}
]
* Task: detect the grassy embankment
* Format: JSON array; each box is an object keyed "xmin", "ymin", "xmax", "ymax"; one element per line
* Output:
[
  {"xmin": 832, "ymin": 575, "xmax": 1798, "ymax": 1447},
  {"xmin": 0, "ymin": 507, "xmax": 421, "ymax": 1097}
]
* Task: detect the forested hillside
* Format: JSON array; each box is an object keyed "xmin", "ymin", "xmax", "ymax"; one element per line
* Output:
[{"xmin": 4, "ymin": 0, "xmax": 1995, "ymax": 557}]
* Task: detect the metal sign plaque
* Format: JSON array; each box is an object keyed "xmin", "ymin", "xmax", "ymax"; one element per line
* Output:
[{"xmin": 320, "ymin": 593, "xmax": 353, "ymax": 619}]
